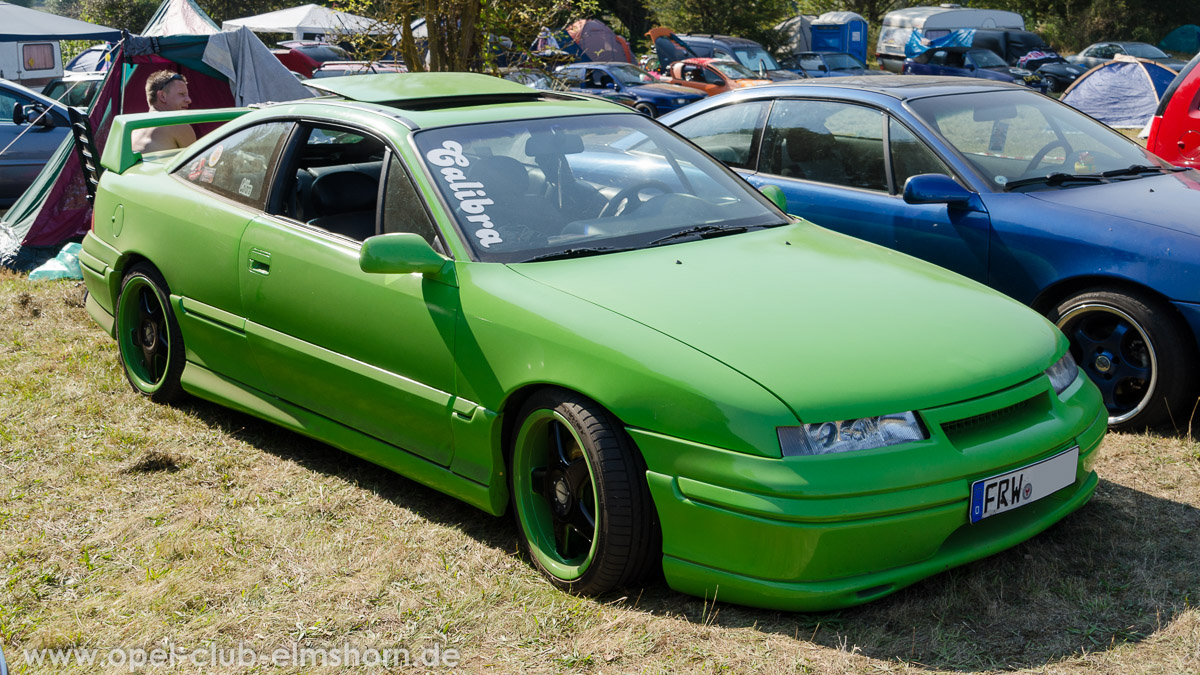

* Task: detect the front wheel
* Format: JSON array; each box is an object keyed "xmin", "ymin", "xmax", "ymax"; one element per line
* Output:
[
  {"xmin": 115, "ymin": 263, "xmax": 186, "ymax": 403},
  {"xmin": 509, "ymin": 389, "xmax": 660, "ymax": 595},
  {"xmin": 1050, "ymin": 288, "xmax": 1197, "ymax": 429},
  {"xmin": 633, "ymin": 102, "xmax": 657, "ymax": 118}
]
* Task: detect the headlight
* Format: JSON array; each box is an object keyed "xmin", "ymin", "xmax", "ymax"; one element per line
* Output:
[
  {"xmin": 675, "ymin": 98, "xmax": 689, "ymax": 105},
  {"xmin": 778, "ymin": 412, "xmax": 927, "ymax": 457},
  {"xmin": 1045, "ymin": 351, "xmax": 1080, "ymax": 395}
]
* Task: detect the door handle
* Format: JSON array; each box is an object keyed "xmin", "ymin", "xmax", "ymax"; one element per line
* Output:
[{"xmin": 248, "ymin": 248, "xmax": 271, "ymax": 276}]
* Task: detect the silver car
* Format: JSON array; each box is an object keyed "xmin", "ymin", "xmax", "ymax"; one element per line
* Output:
[
  {"xmin": 0, "ymin": 79, "xmax": 70, "ymax": 207},
  {"xmin": 1067, "ymin": 42, "xmax": 1189, "ymax": 71}
]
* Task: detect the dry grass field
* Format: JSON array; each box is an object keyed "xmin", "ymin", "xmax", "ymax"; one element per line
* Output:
[{"xmin": 1, "ymin": 272, "xmax": 1198, "ymax": 673}]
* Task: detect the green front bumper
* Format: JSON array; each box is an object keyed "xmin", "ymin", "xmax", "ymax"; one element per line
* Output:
[{"xmin": 633, "ymin": 372, "xmax": 1106, "ymax": 611}]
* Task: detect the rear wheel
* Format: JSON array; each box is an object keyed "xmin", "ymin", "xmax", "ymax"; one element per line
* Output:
[
  {"xmin": 634, "ymin": 102, "xmax": 657, "ymax": 118},
  {"xmin": 1050, "ymin": 288, "xmax": 1197, "ymax": 429},
  {"xmin": 115, "ymin": 263, "xmax": 186, "ymax": 403},
  {"xmin": 509, "ymin": 388, "xmax": 660, "ymax": 594}
]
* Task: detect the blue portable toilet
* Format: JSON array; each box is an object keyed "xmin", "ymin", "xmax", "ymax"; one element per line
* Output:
[{"xmin": 811, "ymin": 11, "xmax": 868, "ymax": 63}]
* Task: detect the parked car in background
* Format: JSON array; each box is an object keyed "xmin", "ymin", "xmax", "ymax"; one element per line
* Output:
[
  {"xmin": 1068, "ymin": 42, "xmax": 1188, "ymax": 71},
  {"xmin": 276, "ymin": 40, "xmax": 353, "ymax": 65},
  {"xmin": 663, "ymin": 76, "xmax": 1200, "ymax": 429},
  {"xmin": 1147, "ymin": 51, "xmax": 1200, "ymax": 168},
  {"xmin": 779, "ymin": 52, "xmax": 880, "ymax": 78},
  {"xmin": 969, "ymin": 29, "xmax": 1086, "ymax": 92},
  {"xmin": 674, "ymin": 32, "xmax": 802, "ymax": 81},
  {"xmin": 41, "ymin": 71, "xmax": 105, "ymax": 108},
  {"xmin": 0, "ymin": 79, "xmax": 70, "ymax": 207},
  {"xmin": 904, "ymin": 47, "xmax": 1048, "ymax": 92},
  {"xmin": 555, "ymin": 61, "xmax": 705, "ymax": 116},
  {"xmin": 80, "ymin": 72, "xmax": 1104, "ymax": 612},
  {"xmin": 876, "ymin": 6, "xmax": 1025, "ymax": 73},
  {"xmin": 310, "ymin": 61, "xmax": 406, "ymax": 78},
  {"xmin": 657, "ymin": 57, "xmax": 771, "ymax": 96},
  {"xmin": 499, "ymin": 67, "xmax": 560, "ymax": 90}
]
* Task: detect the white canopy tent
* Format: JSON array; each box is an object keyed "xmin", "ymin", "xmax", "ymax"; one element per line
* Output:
[{"xmin": 221, "ymin": 4, "xmax": 378, "ymax": 41}]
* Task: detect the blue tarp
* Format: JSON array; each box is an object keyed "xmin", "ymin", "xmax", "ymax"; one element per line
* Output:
[
  {"xmin": 1062, "ymin": 60, "xmax": 1178, "ymax": 128},
  {"xmin": 905, "ymin": 29, "xmax": 974, "ymax": 58}
]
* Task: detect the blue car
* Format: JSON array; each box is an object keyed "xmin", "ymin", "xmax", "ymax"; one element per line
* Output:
[
  {"xmin": 663, "ymin": 77, "xmax": 1200, "ymax": 429},
  {"xmin": 780, "ymin": 52, "xmax": 881, "ymax": 78},
  {"xmin": 904, "ymin": 47, "xmax": 1048, "ymax": 92},
  {"xmin": 555, "ymin": 62, "xmax": 705, "ymax": 117}
]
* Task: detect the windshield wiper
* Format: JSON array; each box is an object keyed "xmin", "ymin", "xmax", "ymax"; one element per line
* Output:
[
  {"xmin": 1004, "ymin": 172, "xmax": 1106, "ymax": 191},
  {"xmin": 520, "ymin": 246, "xmax": 634, "ymax": 262},
  {"xmin": 1100, "ymin": 164, "xmax": 1187, "ymax": 178},
  {"xmin": 648, "ymin": 225, "xmax": 749, "ymax": 246}
]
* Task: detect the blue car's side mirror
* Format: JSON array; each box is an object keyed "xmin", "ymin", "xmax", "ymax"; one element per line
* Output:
[{"xmin": 903, "ymin": 174, "xmax": 976, "ymax": 208}]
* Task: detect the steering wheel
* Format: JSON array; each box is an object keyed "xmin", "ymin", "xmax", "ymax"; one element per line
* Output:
[
  {"xmin": 599, "ymin": 180, "xmax": 673, "ymax": 218},
  {"xmin": 1024, "ymin": 139, "xmax": 1071, "ymax": 174}
]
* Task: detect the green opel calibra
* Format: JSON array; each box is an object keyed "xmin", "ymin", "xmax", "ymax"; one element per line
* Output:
[{"xmin": 79, "ymin": 73, "xmax": 1106, "ymax": 611}]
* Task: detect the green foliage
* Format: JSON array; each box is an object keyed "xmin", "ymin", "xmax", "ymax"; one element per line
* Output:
[
  {"xmin": 331, "ymin": 0, "xmax": 598, "ymax": 73},
  {"xmin": 650, "ymin": 0, "xmax": 795, "ymax": 51}
]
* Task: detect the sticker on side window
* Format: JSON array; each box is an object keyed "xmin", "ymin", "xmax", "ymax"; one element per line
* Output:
[
  {"xmin": 208, "ymin": 144, "xmax": 223, "ymax": 166},
  {"xmin": 238, "ymin": 178, "xmax": 254, "ymax": 197},
  {"xmin": 425, "ymin": 140, "xmax": 503, "ymax": 249}
]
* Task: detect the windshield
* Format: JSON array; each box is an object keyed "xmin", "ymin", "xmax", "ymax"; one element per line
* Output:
[
  {"xmin": 968, "ymin": 50, "xmax": 1009, "ymax": 68},
  {"xmin": 731, "ymin": 47, "xmax": 782, "ymax": 71},
  {"xmin": 415, "ymin": 114, "xmax": 786, "ymax": 262},
  {"xmin": 908, "ymin": 90, "xmax": 1164, "ymax": 190},
  {"xmin": 709, "ymin": 60, "xmax": 759, "ymax": 79},
  {"xmin": 824, "ymin": 53, "xmax": 865, "ymax": 71},
  {"xmin": 609, "ymin": 64, "xmax": 658, "ymax": 85},
  {"xmin": 1124, "ymin": 43, "xmax": 1169, "ymax": 59}
]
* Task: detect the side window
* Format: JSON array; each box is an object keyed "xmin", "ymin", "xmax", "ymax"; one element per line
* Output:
[
  {"xmin": 929, "ymin": 50, "xmax": 947, "ymax": 66},
  {"xmin": 702, "ymin": 67, "xmax": 725, "ymax": 86},
  {"xmin": 0, "ymin": 88, "xmax": 31, "ymax": 124},
  {"xmin": 889, "ymin": 118, "xmax": 952, "ymax": 193},
  {"xmin": 559, "ymin": 68, "xmax": 583, "ymax": 87},
  {"xmin": 176, "ymin": 121, "xmax": 291, "ymax": 209},
  {"xmin": 267, "ymin": 123, "xmax": 388, "ymax": 242},
  {"xmin": 382, "ymin": 153, "xmax": 439, "ymax": 247},
  {"xmin": 760, "ymin": 99, "xmax": 887, "ymax": 192},
  {"xmin": 672, "ymin": 101, "xmax": 769, "ymax": 169}
]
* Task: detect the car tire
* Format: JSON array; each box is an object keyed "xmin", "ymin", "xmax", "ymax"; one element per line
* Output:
[
  {"xmin": 115, "ymin": 262, "xmax": 186, "ymax": 403},
  {"xmin": 634, "ymin": 102, "xmax": 657, "ymax": 118},
  {"xmin": 509, "ymin": 388, "xmax": 660, "ymax": 595},
  {"xmin": 1050, "ymin": 288, "xmax": 1198, "ymax": 429}
]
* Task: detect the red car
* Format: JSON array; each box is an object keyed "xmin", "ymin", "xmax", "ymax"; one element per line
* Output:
[{"xmin": 1147, "ymin": 52, "xmax": 1200, "ymax": 167}]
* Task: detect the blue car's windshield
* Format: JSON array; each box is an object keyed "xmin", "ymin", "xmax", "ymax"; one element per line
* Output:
[
  {"xmin": 908, "ymin": 90, "xmax": 1165, "ymax": 190},
  {"xmin": 415, "ymin": 114, "xmax": 787, "ymax": 262},
  {"xmin": 608, "ymin": 64, "xmax": 658, "ymax": 85}
]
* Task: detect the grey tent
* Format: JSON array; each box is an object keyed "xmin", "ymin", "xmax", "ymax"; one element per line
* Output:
[
  {"xmin": 0, "ymin": 1, "xmax": 119, "ymax": 41},
  {"xmin": 776, "ymin": 15, "xmax": 816, "ymax": 55},
  {"xmin": 143, "ymin": 0, "xmax": 220, "ymax": 37}
]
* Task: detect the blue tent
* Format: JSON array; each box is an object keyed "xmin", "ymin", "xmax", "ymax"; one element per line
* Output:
[
  {"xmin": 1159, "ymin": 25, "xmax": 1200, "ymax": 55},
  {"xmin": 904, "ymin": 28, "xmax": 974, "ymax": 58},
  {"xmin": 1061, "ymin": 58, "xmax": 1178, "ymax": 128}
]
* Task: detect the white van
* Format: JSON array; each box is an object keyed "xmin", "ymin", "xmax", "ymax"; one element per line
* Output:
[
  {"xmin": 876, "ymin": 4, "xmax": 1024, "ymax": 72},
  {"xmin": 0, "ymin": 41, "xmax": 64, "ymax": 90}
]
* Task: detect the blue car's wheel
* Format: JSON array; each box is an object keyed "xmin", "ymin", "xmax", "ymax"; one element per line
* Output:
[
  {"xmin": 1052, "ymin": 289, "xmax": 1197, "ymax": 429},
  {"xmin": 634, "ymin": 102, "xmax": 657, "ymax": 118},
  {"xmin": 115, "ymin": 263, "xmax": 186, "ymax": 403},
  {"xmin": 509, "ymin": 388, "xmax": 660, "ymax": 594}
]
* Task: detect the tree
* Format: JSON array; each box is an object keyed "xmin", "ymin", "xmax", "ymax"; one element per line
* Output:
[
  {"xmin": 649, "ymin": 0, "xmax": 794, "ymax": 51},
  {"xmin": 333, "ymin": 0, "xmax": 597, "ymax": 73}
]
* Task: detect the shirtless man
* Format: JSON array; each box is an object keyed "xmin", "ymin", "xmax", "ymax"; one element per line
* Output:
[{"xmin": 131, "ymin": 71, "xmax": 197, "ymax": 153}]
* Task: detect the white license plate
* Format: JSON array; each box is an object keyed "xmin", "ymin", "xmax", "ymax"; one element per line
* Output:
[{"xmin": 970, "ymin": 446, "xmax": 1078, "ymax": 523}]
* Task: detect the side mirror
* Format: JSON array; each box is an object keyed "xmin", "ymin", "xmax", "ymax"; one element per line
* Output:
[
  {"xmin": 13, "ymin": 103, "xmax": 53, "ymax": 127},
  {"xmin": 758, "ymin": 184, "xmax": 789, "ymax": 212},
  {"xmin": 903, "ymin": 174, "xmax": 975, "ymax": 208},
  {"xmin": 359, "ymin": 233, "xmax": 449, "ymax": 275}
]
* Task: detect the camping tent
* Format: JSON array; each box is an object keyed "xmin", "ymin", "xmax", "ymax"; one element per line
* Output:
[
  {"xmin": 222, "ymin": 4, "xmax": 377, "ymax": 42},
  {"xmin": 561, "ymin": 19, "xmax": 632, "ymax": 64},
  {"xmin": 0, "ymin": 1, "xmax": 119, "ymax": 41},
  {"xmin": 1159, "ymin": 25, "xmax": 1200, "ymax": 56},
  {"xmin": 776, "ymin": 15, "xmax": 816, "ymax": 55},
  {"xmin": 1061, "ymin": 57, "xmax": 1178, "ymax": 128},
  {"xmin": 143, "ymin": 0, "xmax": 220, "ymax": 37},
  {"xmin": 0, "ymin": 28, "xmax": 312, "ymax": 262}
]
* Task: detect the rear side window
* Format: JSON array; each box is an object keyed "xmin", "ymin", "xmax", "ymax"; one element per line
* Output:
[{"xmin": 176, "ymin": 122, "xmax": 292, "ymax": 210}]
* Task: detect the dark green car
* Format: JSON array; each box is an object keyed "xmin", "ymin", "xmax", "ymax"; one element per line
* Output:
[{"xmin": 80, "ymin": 73, "xmax": 1105, "ymax": 611}]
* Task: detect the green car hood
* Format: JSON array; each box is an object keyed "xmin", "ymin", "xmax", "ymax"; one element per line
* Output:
[{"xmin": 510, "ymin": 223, "xmax": 1062, "ymax": 422}]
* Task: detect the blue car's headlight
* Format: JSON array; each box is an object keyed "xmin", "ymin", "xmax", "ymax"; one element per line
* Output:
[
  {"xmin": 778, "ymin": 412, "xmax": 927, "ymax": 457},
  {"xmin": 1046, "ymin": 351, "xmax": 1080, "ymax": 395},
  {"xmin": 675, "ymin": 98, "xmax": 689, "ymax": 106}
]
